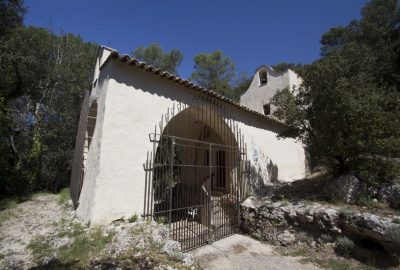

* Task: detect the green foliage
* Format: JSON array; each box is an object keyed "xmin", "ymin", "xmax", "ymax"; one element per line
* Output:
[
  {"xmin": 156, "ymin": 216, "xmax": 166, "ymax": 224},
  {"xmin": 128, "ymin": 214, "xmax": 138, "ymax": 223},
  {"xmin": 320, "ymin": 233, "xmax": 333, "ymax": 243},
  {"xmin": 0, "ymin": 205, "xmax": 16, "ymax": 226},
  {"xmin": 190, "ymin": 50, "xmax": 235, "ymax": 97},
  {"xmin": 272, "ymin": 62, "xmax": 304, "ymax": 75},
  {"xmin": 283, "ymin": 247, "xmax": 309, "ymax": 257},
  {"xmin": 0, "ymin": 196, "xmax": 19, "ymax": 210},
  {"xmin": 58, "ymin": 226, "xmax": 115, "ymax": 267},
  {"xmin": 335, "ymin": 236, "xmax": 354, "ymax": 257},
  {"xmin": 58, "ymin": 188, "xmax": 70, "ymax": 205},
  {"xmin": 91, "ymin": 246, "xmax": 195, "ymax": 270},
  {"xmin": 0, "ymin": 4, "xmax": 98, "ymax": 197},
  {"xmin": 271, "ymin": 0, "xmax": 400, "ymax": 184},
  {"xmin": 229, "ymin": 72, "xmax": 252, "ymax": 102},
  {"xmin": 132, "ymin": 43, "xmax": 183, "ymax": 75},
  {"xmin": 270, "ymin": 87, "xmax": 306, "ymax": 138},
  {"xmin": 28, "ymin": 235, "xmax": 54, "ymax": 263},
  {"xmin": 356, "ymin": 194, "xmax": 373, "ymax": 207},
  {"xmin": 0, "ymin": 0, "xmax": 25, "ymax": 38},
  {"xmin": 56, "ymin": 220, "xmax": 85, "ymax": 238},
  {"xmin": 29, "ymin": 225, "xmax": 115, "ymax": 268}
]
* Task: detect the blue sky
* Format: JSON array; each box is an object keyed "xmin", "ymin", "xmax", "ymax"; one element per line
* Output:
[{"xmin": 24, "ymin": 0, "xmax": 368, "ymax": 79}]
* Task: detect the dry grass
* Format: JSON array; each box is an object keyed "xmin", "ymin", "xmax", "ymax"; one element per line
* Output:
[{"xmin": 28, "ymin": 223, "xmax": 115, "ymax": 268}]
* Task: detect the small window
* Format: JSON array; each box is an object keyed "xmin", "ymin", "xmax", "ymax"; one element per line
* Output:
[
  {"xmin": 263, "ymin": 103, "xmax": 271, "ymax": 115},
  {"xmin": 259, "ymin": 71, "xmax": 268, "ymax": 85}
]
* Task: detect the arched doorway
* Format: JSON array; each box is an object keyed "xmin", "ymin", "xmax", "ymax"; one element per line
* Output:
[{"xmin": 143, "ymin": 97, "xmax": 247, "ymax": 250}]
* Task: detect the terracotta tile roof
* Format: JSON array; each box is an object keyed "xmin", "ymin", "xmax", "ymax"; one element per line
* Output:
[{"xmin": 102, "ymin": 49, "xmax": 285, "ymax": 126}]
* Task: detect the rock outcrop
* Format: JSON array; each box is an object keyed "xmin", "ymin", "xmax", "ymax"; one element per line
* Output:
[
  {"xmin": 378, "ymin": 183, "xmax": 400, "ymax": 209},
  {"xmin": 240, "ymin": 197, "xmax": 400, "ymax": 254},
  {"xmin": 324, "ymin": 174, "xmax": 367, "ymax": 204}
]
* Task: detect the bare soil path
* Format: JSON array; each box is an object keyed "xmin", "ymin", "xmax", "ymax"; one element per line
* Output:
[{"xmin": 193, "ymin": 234, "xmax": 321, "ymax": 270}]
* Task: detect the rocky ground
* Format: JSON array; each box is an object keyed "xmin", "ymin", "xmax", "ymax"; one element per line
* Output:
[
  {"xmin": 193, "ymin": 234, "xmax": 321, "ymax": 270},
  {"xmin": 241, "ymin": 174, "xmax": 400, "ymax": 269},
  {"xmin": 0, "ymin": 192, "xmax": 197, "ymax": 270},
  {"xmin": 1, "ymin": 174, "xmax": 400, "ymax": 270}
]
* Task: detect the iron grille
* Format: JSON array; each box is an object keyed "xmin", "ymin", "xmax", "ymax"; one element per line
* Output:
[{"xmin": 143, "ymin": 96, "xmax": 248, "ymax": 251}]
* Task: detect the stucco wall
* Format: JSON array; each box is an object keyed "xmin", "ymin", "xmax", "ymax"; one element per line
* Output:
[
  {"xmin": 240, "ymin": 66, "xmax": 301, "ymax": 115},
  {"xmin": 76, "ymin": 64, "xmax": 110, "ymax": 222},
  {"xmin": 76, "ymin": 51, "xmax": 307, "ymax": 224}
]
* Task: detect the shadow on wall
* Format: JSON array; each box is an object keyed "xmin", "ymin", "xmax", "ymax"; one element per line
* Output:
[
  {"xmin": 247, "ymin": 160, "xmax": 279, "ymax": 195},
  {"xmin": 267, "ymin": 160, "xmax": 278, "ymax": 183},
  {"xmin": 108, "ymin": 60, "xmax": 286, "ymax": 134}
]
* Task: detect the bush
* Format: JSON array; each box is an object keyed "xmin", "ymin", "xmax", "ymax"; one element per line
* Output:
[
  {"xmin": 58, "ymin": 226, "xmax": 115, "ymax": 267},
  {"xmin": 156, "ymin": 216, "xmax": 166, "ymax": 224},
  {"xmin": 320, "ymin": 233, "xmax": 333, "ymax": 243},
  {"xmin": 28, "ymin": 235, "xmax": 54, "ymax": 263},
  {"xmin": 128, "ymin": 214, "xmax": 138, "ymax": 223},
  {"xmin": 58, "ymin": 188, "xmax": 70, "ymax": 205},
  {"xmin": 335, "ymin": 236, "xmax": 354, "ymax": 257},
  {"xmin": 0, "ymin": 197, "xmax": 18, "ymax": 210}
]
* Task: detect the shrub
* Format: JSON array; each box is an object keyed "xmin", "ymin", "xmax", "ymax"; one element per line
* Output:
[
  {"xmin": 0, "ymin": 197, "xmax": 18, "ymax": 210},
  {"xmin": 56, "ymin": 221, "xmax": 84, "ymax": 238},
  {"xmin": 58, "ymin": 226, "xmax": 115, "ymax": 267},
  {"xmin": 393, "ymin": 218, "xmax": 400, "ymax": 224},
  {"xmin": 243, "ymin": 214, "xmax": 254, "ymax": 223},
  {"xmin": 28, "ymin": 235, "xmax": 53, "ymax": 263},
  {"xmin": 0, "ymin": 209, "xmax": 15, "ymax": 226},
  {"xmin": 356, "ymin": 195, "xmax": 373, "ymax": 207},
  {"xmin": 320, "ymin": 233, "xmax": 333, "ymax": 243},
  {"xmin": 336, "ymin": 236, "xmax": 354, "ymax": 257},
  {"xmin": 128, "ymin": 214, "xmax": 138, "ymax": 223},
  {"xmin": 156, "ymin": 216, "xmax": 166, "ymax": 224},
  {"xmin": 58, "ymin": 188, "xmax": 70, "ymax": 205}
]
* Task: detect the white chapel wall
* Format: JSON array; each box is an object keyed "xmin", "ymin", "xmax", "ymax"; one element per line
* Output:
[{"xmin": 77, "ymin": 53, "xmax": 307, "ymax": 224}]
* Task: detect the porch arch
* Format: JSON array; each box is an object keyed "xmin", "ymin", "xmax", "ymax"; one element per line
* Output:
[{"xmin": 143, "ymin": 96, "xmax": 247, "ymax": 250}]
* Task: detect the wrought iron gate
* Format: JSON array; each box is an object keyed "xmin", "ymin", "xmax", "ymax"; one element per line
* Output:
[{"xmin": 143, "ymin": 96, "xmax": 247, "ymax": 251}]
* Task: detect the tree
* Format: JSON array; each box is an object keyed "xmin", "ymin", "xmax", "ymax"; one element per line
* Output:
[
  {"xmin": 229, "ymin": 73, "xmax": 252, "ymax": 102},
  {"xmin": 190, "ymin": 50, "xmax": 235, "ymax": 97},
  {"xmin": 272, "ymin": 62, "xmax": 304, "ymax": 75},
  {"xmin": 271, "ymin": 0, "xmax": 400, "ymax": 185},
  {"xmin": 319, "ymin": 0, "xmax": 399, "ymax": 86},
  {"xmin": 0, "ymin": 25, "xmax": 97, "ymax": 196},
  {"xmin": 0, "ymin": 0, "xmax": 25, "ymax": 38},
  {"xmin": 132, "ymin": 43, "xmax": 183, "ymax": 75},
  {"xmin": 0, "ymin": 0, "xmax": 28, "ymax": 195}
]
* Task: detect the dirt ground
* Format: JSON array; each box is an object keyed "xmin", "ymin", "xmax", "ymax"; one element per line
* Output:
[
  {"xmin": 192, "ymin": 234, "xmax": 321, "ymax": 270},
  {"xmin": 0, "ymin": 194, "xmax": 75, "ymax": 269}
]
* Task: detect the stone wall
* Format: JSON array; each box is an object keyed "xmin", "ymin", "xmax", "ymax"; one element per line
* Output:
[{"xmin": 240, "ymin": 197, "xmax": 400, "ymax": 255}]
